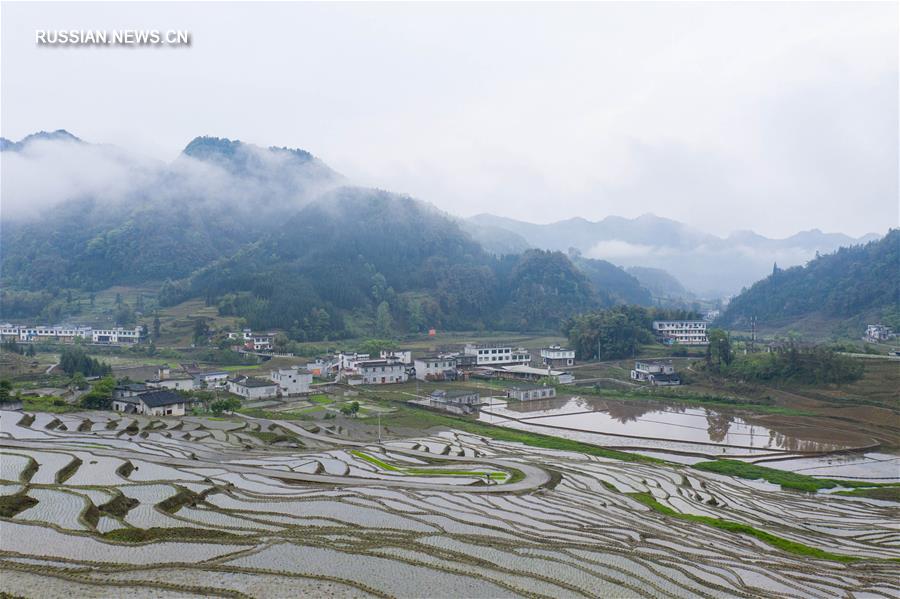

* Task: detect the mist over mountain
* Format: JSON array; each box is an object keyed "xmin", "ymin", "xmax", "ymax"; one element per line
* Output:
[
  {"xmin": 466, "ymin": 213, "xmax": 880, "ymax": 298},
  {"xmin": 0, "ymin": 131, "xmax": 648, "ymax": 336}
]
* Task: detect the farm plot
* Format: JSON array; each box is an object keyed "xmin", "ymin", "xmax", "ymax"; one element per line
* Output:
[{"xmin": 0, "ymin": 408, "xmax": 898, "ymax": 598}]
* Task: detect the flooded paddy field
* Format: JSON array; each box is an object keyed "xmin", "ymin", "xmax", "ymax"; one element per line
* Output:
[
  {"xmin": 479, "ymin": 396, "xmax": 889, "ymax": 465},
  {"xmin": 1, "ymin": 408, "xmax": 898, "ymax": 598}
]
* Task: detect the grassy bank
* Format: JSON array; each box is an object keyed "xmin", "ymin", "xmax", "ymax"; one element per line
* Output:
[
  {"xmin": 629, "ymin": 492, "xmax": 861, "ymax": 563},
  {"xmin": 692, "ymin": 459, "xmax": 900, "ymax": 493}
]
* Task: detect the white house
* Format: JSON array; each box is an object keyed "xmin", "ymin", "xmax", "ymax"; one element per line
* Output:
[
  {"xmin": 227, "ymin": 329, "xmax": 275, "ymax": 351},
  {"xmin": 180, "ymin": 364, "xmax": 229, "ymax": 388},
  {"xmin": 381, "ymin": 350, "xmax": 413, "ymax": 365},
  {"xmin": 631, "ymin": 360, "xmax": 681, "ymax": 386},
  {"xmin": 305, "ymin": 358, "xmax": 330, "ymax": 376},
  {"xmin": 429, "ymin": 389, "xmax": 481, "ymax": 414},
  {"xmin": 227, "ymin": 375, "xmax": 279, "ymax": 399},
  {"xmin": 464, "ymin": 344, "xmax": 531, "ymax": 366},
  {"xmin": 355, "ymin": 359, "xmax": 408, "ymax": 384},
  {"xmin": 146, "ymin": 376, "xmax": 196, "ymax": 391},
  {"xmin": 494, "ymin": 364, "xmax": 574, "ymax": 384},
  {"xmin": 506, "ymin": 385, "xmax": 557, "ymax": 401},
  {"xmin": 1, "ymin": 324, "xmax": 94, "ymax": 343},
  {"xmin": 336, "ymin": 352, "xmax": 370, "ymax": 371},
  {"xmin": 112, "ymin": 390, "xmax": 186, "ymax": 417},
  {"xmin": 540, "ymin": 345, "xmax": 575, "ymax": 367},
  {"xmin": 414, "ymin": 356, "xmax": 457, "ymax": 381},
  {"xmin": 92, "ymin": 327, "xmax": 142, "ymax": 344},
  {"xmin": 866, "ymin": 324, "xmax": 894, "ymax": 343},
  {"xmin": 0, "ymin": 324, "xmax": 141, "ymax": 345},
  {"xmin": 652, "ymin": 321, "xmax": 709, "ymax": 345},
  {"xmin": 270, "ymin": 366, "xmax": 313, "ymax": 395}
]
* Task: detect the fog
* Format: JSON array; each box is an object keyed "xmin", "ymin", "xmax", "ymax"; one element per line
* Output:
[{"xmin": 1, "ymin": 2, "xmax": 897, "ymax": 237}]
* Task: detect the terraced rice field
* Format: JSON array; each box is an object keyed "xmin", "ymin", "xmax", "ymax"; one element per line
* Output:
[{"xmin": 1, "ymin": 408, "xmax": 898, "ymax": 598}]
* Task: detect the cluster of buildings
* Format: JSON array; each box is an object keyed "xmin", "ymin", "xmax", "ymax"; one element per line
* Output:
[
  {"xmin": 652, "ymin": 320, "xmax": 709, "ymax": 345},
  {"xmin": 0, "ymin": 324, "xmax": 143, "ymax": 345},
  {"xmin": 301, "ymin": 343, "xmax": 576, "ymax": 386},
  {"xmin": 865, "ymin": 324, "xmax": 895, "ymax": 343},
  {"xmin": 227, "ymin": 329, "xmax": 276, "ymax": 352},
  {"xmin": 145, "ymin": 362, "xmax": 313, "ymax": 400}
]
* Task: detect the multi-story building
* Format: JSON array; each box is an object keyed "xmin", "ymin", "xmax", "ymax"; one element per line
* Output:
[
  {"xmin": 464, "ymin": 344, "xmax": 531, "ymax": 366},
  {"xmin": 414, "ymin": 356, "xmax": 457, "ymax": 381},
  {"xmin": 0, "ymin": 324, "xmax": 141, "ymax": 345},
  {"xmin": 270, "ymin": 366, "xmax": 313, "ymax": 395},
  {"xmin": 652, "ymin": 321, "xmax": 708, "ymax": 345},
  {"xmin": 506, "ymin": 384, "xmax": 557, "ymax": 401},
  {"xmin": 355, "ymin": 359, "xmax": 408, "ymax": 385},
  {"xmin": 92, "ymin": 327, "xmax": 142, "ymax": 344},
  {"xmin": 539, "ymin": 345, "xmax": 575, "ymax": 367},
  {"xmin": 630, "ymin": 360, "xmax": 681, "ymax": 386}
]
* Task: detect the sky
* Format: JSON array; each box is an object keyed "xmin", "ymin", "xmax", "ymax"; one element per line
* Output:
[{"xmin": 1, "ymin": 1, "xmax": 897, "ymax": 238}]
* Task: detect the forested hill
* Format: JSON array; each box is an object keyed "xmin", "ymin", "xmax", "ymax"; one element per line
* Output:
[
  {"xmin": 157, "ymin": 188, "xmax": 602, "ymax": 336},
  {"xmin": 0, "ymin": 132, "xmax": 651, "ymax": 337},
  {"xmin": 721, "ymin": 230, "xmax": 899, "ymax": 329}
]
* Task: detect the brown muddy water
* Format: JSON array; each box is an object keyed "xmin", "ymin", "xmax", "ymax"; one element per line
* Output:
[{"xmin": 479, "ymin": 396, "xmax": 878, "ymax": 454}]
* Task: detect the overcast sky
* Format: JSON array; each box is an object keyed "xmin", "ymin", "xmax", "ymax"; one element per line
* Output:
[{"xmin": 2, "ymin": 2, "xmax": 897, "ymax": 238}]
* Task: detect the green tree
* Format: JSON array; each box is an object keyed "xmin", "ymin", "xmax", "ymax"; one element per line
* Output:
[
  {"xmin": 340, "ymin": 401, "xmax": 360, "ymax": 417},
  {"xmin": 375, "ymin": 301, "xmax": 393, "ymax": 337},
  {"xmin": 80, "ymin": 376, "xmax": 116, "ymax": 410},
  {"xmin": 358, "ymin": 338, "xmax": 397, "ymax": 357},
  {"xmin": 193, "ymin": 318, "xmax": 210, "ymax": 345},
  {"xmin": 71, "ymin": 372, "xmax": 88, "ymax": 390},
  {"xmin": 706, "ymin": 328, "xmax": 734, "ymax": 371},
  {"xmin": 152, "ymin": 314, "xmax": 161, "ymax": 339},
  {"xmin": 0, "ymin": 380, "xmax": 12, "ymax": 403},
  {"xmin": 273, "ymin": 332, "xmax": 290, "ymax": 353}
]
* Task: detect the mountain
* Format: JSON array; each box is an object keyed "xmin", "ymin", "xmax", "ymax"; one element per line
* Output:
[
  {"xmin": 626, "ymin": 267, "xmax": 690, "ymax": 301},
  {"xmin": 458, "ymin": 220, "xmax": 532, "ymax": 256},
  {"xmin": 569, "ymin": 253, "xmax": 652, "ymax": 306},
  {"xmin": 721, "ymin": 230, "xmax": 899, "ymax": 333},
  {"xmin": 0, "ymin": 129, "xmax": 83, "ymax": 151},
  {"xmin": 467, "ymin": 214, "xmax": 880, "ymax": 298},
  {"xmin": 1, "ymin": 132, "xmax": 632, "ymax": 337}
]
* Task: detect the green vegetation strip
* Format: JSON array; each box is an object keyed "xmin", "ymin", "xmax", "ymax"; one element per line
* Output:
[
  {"xmin": 351, "ymin": 450, "xmax": 508, "ymax": 481},
  {"xmin": 244, "ymin": 430, "xmax": 303, "ymax": 445},
  {"xmin": 102, "ymin": 526, "xmax": 244, "ymax": 543},
  {"xmin": 692, "ymin": 459, "xmax": 900, "ymax": 493},
  {"xmin": 629, "ymin": 492, "xmax": 862, "ymax": 564},
  {"xmin": 833, "ymin": 487, "xmax": 900, "ymax": 501}
]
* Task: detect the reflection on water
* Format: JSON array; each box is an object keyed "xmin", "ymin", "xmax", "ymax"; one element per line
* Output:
[
  {"xmin": 482, "ymin": 396, "xmax": 868, "ymax": 452},
  {"xmin": 763, "ymin": 453, "xmax": 900, "ymax": 482}
]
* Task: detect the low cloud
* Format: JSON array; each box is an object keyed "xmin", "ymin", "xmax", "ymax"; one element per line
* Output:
[{"xmin": 0, "ymin": 135, "xmax": 342, "ymax": 222}]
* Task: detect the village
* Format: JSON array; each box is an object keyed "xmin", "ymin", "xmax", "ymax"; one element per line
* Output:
[{"xmin": 0, "ymin": 319, "xmax": 723, "ymax": 422}]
